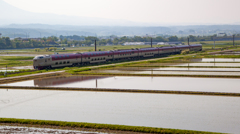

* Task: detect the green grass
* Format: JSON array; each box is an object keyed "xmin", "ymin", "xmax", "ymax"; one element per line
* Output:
[
  {"xmin": 2, "ymin": 56, "xmax": 34, "ymax": 60},
  {"xmin": 0, "ymin": 118, "xmax": 222, "ymax": 133},
  {"xmin": 0, "ymin": 56, "xmax": 33, "ymax": 68}
]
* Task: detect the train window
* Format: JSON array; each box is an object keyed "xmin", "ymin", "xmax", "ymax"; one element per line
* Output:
[
  {"xmin": 59, "ymin": 62, "xmax": 62, "ymax": 64},
  {"xmin": 103, "ymin": 57, "xmax": 105, "ymax": 59},
  {"xmin": 55, "ymin": 56, "xmax": 58, "ymax": 59},
  {"xmin": 95, "ymin": 58, "xmax": 96, "ymax": 60},
  {"xmin": 91, "ymin": 59, "xmax": 93, "ymax": 61},
  {"xmin": 55, "ymin": 62, "xmax": 58, "ymax": 65},
  {"xmin": 98, "ymin": 58, "xmax": 100, "ymax": 60},
  {"xmin": 45, "ymin": 59, "xmax": 47, "ymax": 62},
  {"xmin": 67, "ymin": 61, "xmax": 70, "ymax": 64},
  {"xmin": 88, "ymin": 57, "xmax": 90, "ymax": 59},
  {"xmin": 67, "ymin": 55, "xmax": 69, "ymax": 57},
  {"xmin": 63, "ymin": 61, "xmax": 66, "ymax": 64},
  {"xmin": 63, "ymin": 56, "xmax": 65, "ymax": 58},
  {"xmin": 100, "ymin": 58, "xmax": 102, "ymax": 60}
]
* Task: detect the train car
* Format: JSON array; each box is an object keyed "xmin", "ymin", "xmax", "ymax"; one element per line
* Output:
[{"xmin": 33, "ymin": 44, "xmax": 202, "ymax": 70}]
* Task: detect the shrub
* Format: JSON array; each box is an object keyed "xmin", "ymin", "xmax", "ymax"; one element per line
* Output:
[{"xmin": 181, "ymin": 49, "xmax": 190, "ymax": 55}]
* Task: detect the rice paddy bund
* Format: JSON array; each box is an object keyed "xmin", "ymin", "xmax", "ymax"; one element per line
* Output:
[{"xmin": 1, "ymin": 45, "xmax": 240, "ymax": 133}]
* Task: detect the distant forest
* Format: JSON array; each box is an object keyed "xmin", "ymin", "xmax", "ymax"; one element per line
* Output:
[{"xmin": 0, "ymin": 34, "xmax": 239, "ymax": 49}]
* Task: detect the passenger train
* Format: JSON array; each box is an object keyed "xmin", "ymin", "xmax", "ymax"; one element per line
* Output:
[{"xmin": 33, "ymin": 44, "xmax": 202, "ymax": 70}]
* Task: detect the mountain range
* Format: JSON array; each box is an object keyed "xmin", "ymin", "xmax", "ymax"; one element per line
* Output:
[{"xmin": 0, "ymin": 0, "xmax": 152, "ymax": 26}]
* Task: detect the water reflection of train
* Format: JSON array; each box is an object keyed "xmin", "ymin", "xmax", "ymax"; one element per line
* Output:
[
  {"xmin": 34, "ymin": 76, "xmax": 106, "ymax": 87},
  {"xmin": 33, "ymin": 44, "xmax": 202, "ymax": 69}
]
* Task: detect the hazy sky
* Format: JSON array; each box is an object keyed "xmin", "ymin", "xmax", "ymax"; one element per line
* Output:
[{"xmin": 3, "ymin": 0, "xmax": 240, "ymax": 25}]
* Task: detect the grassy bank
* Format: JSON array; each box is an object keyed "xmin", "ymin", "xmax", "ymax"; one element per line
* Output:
[
  {"xmin": 0, "ymin": 72, "xmax": 64, "ymax": 84},
  {"xmin": 0, "ymin": 56, "xmax": 33, "ymax": 68},
  {"xmin": 0, "ymin": 69, "xmax": 61, "ymax": 78},
  {"xmin": 0, "ymin": 118, "xmax": 221, "ymax": 134}
]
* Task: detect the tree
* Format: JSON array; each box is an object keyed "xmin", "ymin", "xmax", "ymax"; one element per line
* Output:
[{"xmin": 168, "ymin": 36, "xmax": 178, "ymax": 42}]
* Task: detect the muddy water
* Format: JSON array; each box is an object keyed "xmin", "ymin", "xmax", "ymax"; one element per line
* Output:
[
  {"xmin": 3, "ymin": 76, "xmax": 240, "ymax": 93},
  {"xmin": 0, "ymin": 89, "xmax": 240, "ymax": 133}
]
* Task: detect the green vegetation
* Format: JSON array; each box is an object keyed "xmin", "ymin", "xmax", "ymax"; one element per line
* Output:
[
  {"xmin": 0, "ymin": 36, "xmax": 59, "ymax": 49},
  {"xmin": 181, "ymin": 49, "xmax": 190, "ymax": 54},
  {"xmin": 2, "ymin": 56, "xmax": 34, "ymax": 60},
  {"xmin": 0, "ymin": 56, "xmax": 33, "ymax": 68},
  {"xmin": 0, "ymin": 118, "xmax": 224, "ymax": 133}
]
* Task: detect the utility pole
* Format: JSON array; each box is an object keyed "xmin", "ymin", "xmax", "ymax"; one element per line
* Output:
[
  {"xmin": 213, "ymin": 37, "xmax": 215, "ymax": 49},
  {"xmin": 95, "ymin": 40, "xmax": 97, "ymax": 51},
  {"xmin": 151, "ymin": 38, "xmax": 152, "ymax": 48},
  {"xmin": 5, "ymin": 65, "xmax": 7, "ymax": 77},
  {"xmin": 233, "ymin": 35, "xmax": 235, "ymax": 46},
  {"xmin": 188, "ymin": 37, "xmax": 190, "ymax": 45}
]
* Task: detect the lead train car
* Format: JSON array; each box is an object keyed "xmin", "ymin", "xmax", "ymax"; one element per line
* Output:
[{"xmin": 33, "ymin": 44, "xmax": 202, "ymax": 70}]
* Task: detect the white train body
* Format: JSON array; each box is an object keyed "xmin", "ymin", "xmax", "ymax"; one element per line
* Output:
[{"xmin": 33, "ymin": 44, "xmax": 202, "ymax": 70}]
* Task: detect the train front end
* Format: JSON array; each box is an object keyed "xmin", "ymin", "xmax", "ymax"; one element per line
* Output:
[{"xmin": 33, "ymin": 55, "xmax": 49, "ymax": 70}]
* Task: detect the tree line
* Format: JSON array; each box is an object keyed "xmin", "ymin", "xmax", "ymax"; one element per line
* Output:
[
  {"xmin": 1, "ymin": 34, "xmax": 239, "ymax": 49},
  {"xmin": 0, "ymin": 36, "xmax": 59, "ymax": 49}
]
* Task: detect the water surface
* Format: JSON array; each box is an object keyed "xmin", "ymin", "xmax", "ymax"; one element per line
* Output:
[
  {"xmin": 0, "ymin": 89, "xmax": 239, "ymax": 133},
  {"xmin": 2, "ymin": 76, "xmax": 240, "ymax": 93}
]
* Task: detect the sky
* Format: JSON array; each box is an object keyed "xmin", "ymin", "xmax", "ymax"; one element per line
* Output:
[{"xmin": 3, "ymin": 0, "xmax": 240, "ymax": 25}]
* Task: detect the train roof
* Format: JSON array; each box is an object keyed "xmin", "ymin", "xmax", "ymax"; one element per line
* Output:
[{"xmin": 35, "ymin": 44, "xmax": 202, "ymax": 59}]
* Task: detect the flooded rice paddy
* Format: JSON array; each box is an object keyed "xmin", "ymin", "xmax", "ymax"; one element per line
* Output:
[
  {"xmin": 200, "ymin": 58, "xmax": 240, "ymax": 62},
  {"xmin": 121, "ymin": 67, "xmax": 240, "ymax": 71},
  {"xmin": 133, "ymin": 62, "xmax": 240, "ymax": 67},
  {"xmin": 0, "ymin": 89, "xmax": 239, "ymax": 133},
  {"xmin": 2, "ymin": 76, "xmax": 240, "ymax": 93},
  {"xmin": 132, "ymin": 70, "xmax": 240, "ymax": 76}
]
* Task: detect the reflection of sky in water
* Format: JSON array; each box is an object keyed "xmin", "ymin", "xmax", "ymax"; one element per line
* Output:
[
  {"xmin": 149, "ymin": 67, "xmax": 240, "ymax": 71},
  {"xmin": 0, "ymin": 89, "xmax": 240, "ymax": 134},
  {"xmin": 3, "ymin": 76, "xmax": 240, "ymax": 93},
  {"xmin": 193, "ymin": 58, "xmax": 240, "ymax": 62}
]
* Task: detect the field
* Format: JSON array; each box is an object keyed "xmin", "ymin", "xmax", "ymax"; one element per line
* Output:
[{"xmin": 1, "ymin": 43, "xmax": 240, "ymax": 133}]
